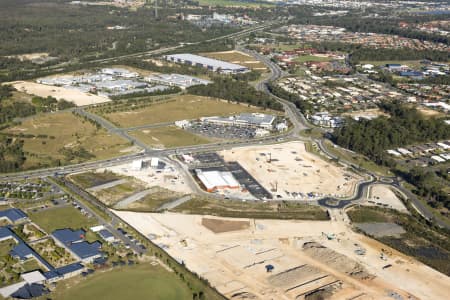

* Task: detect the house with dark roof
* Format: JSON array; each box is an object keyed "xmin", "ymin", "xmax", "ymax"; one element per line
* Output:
[
  {"xmin": 0, "ymin": 227, "xmax": 53, "ymax": 271},
  {"xmin": 43, "ymin": 263, "xmax": 85, "ymax": 282},
  {"xmin": 98, "ymin": 229, "xmax": 115, "ymax": 243},
  {"xmin": 0, "ymin": 208, "xmax": 28, "ymax": 224},
  {"xmin": 52, "ymin": 229, "xmax": 103, "ymax": 263}
]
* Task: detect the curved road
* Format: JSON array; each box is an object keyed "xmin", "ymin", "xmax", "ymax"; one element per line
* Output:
[{"xmin": 240, "ymin": 45, "xmax": 450, "ymax": 229}]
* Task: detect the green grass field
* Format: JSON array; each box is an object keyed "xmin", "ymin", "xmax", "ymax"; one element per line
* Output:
[
  {"xmin": 294, "ymin": 55, "xmax": 335, "ymax": 63},
  {"xmin": 29, "ymin": 206, "xmax": 96, "ymax": 233},
  {"xmin": 92, "ymin": 179, "xmax": 147, "ymax": 207},
  {"xmin": 129, "ymin": 126, "xmax": 212, "ymax": 149},
  {"xmin": 102, "ymin": 95, "xmax": 271, "ymax": 128},
  {"xmin": 69, "ymin": 171, "xmax": 123, "ymax": 189},
  {"xmin": 46, "ymin": 264, "xmax": 192, "ymax": 300},
  {"xmin": 2, "ymin": 112, "xmax": 131, "ymax": 169},
  {"xmin": 0, "ymin": 240, "xmax": 14, "ymax": 257}
]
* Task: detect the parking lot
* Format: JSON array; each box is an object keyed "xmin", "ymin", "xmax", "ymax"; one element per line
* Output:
[{"xmin": 188, "ymin": 122, "xmax": 257, "ymax": 140}]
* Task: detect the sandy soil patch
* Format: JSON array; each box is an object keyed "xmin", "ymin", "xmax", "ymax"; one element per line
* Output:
[
  {"xmin": 10, "ymin": 81, "xmax": 110, "ymax": 106},
  {"xmin": 220, "ymin": 141, "xmax": 363, "ymax": 199},
  {"xmin": 201, "ymin": 217, "xmax": 250, "ymax": 233},
  {"xmin": 114, "ymin": 211, "xmax": 450, "ymax": 300},
  {"xmin": 6, "ymin": 52, "xmax": 50, "ymax": 61},
  {"xmin": 342, "ymin": 109, "xmax": 389, "ymax": 119},
  {"xmin": 365, "ymin": 185, "xmax": 408, "ymax": 213},
  {"xmin": 98, "ymin": 159, "xmax": 193, "ymax": 194}
]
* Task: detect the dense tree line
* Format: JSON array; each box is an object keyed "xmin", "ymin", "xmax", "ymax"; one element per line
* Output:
[
  {"xmin": 332, "ymin": 102, "xmax": 450, "ymax": 165},
  {"xmin": 110, "ymin": 86, "xmax": 181, "ymax": 100},
  {"xmin": 0, "ymin": 85, "xmax": 15, "ymax": 101},
  {"xmin": 400, "ymin": 168, "xmax": 450, "ymax": 210},
  {"xmin": 350, "ymin": 47, "xmax": 449, "ymax": 63},
  {"xmin": 0, "ymin": 102, "xmax": 36, "ymax": 124},
  {"xmin": 187, "ymin": 77, "xmax": 283, "ymax": 110},
  {"xmin": 0, "ymin": 1, "xmax": 237, "ymax": 60},
  {"xmin": 333, "ymin": 103, "xmax": 450, "ymax": 210},
  {"xmin": 0, "ymin": 135, "xmax": 26, "ymax": 173}
]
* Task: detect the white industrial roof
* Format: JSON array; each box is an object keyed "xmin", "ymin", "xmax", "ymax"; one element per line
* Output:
[
  {"xmin": 196, "ymin": 170, "xmax": 239, "ymax": 190},
  {"xmin": 165, "ymin": 53, "xmax": 248, "ymax": 71},
  {"xmin": 21, "ymin": 271, "xmax": 46, "ymax": 284},
  {"xmin": 90, "ymin": 225, "xmax": 105, "ymax": 233}
]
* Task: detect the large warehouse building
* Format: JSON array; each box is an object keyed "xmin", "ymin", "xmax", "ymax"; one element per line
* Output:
[
  {"xmin": 165, "ymin": 53, "xmax": 249, "ymax": 74},
  {"xmin": 195, "ymin": 169, "xmax": 240, "ymax": 192}
]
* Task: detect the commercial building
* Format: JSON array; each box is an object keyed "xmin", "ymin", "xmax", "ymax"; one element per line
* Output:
[
  {"xmin": 98, "ymin": 229, "xmax": 116, "ymax": 243},
  {"xmin": 0, "ymin": 208, "xmax": 28, "ymax": 224},
  {"xmin": 43, "ymin": 263, "xmax": 85, "ymax": 282},
  {"xmin": 195, "ymin": 169, "xmax": 240, "ymax": 192},
  {"xmin": 145, "ymin": 73, "xmax": 211, "ymax": 89},
  {"xmin": 52, "ymin": 229, "xmax": 103, "ymax": 263},
  {"xmin": 165, "ymin": 53, "xmax": 249, "ymax": 74},
  {"xmin": 201, "ymin": 113, "xmax": 276, "ymax": 129}
]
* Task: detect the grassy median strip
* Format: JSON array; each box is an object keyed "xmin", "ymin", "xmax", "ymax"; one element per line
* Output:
[{"xmin": 173, "ymin": 197, "xmax": 330, "ymax": 220}]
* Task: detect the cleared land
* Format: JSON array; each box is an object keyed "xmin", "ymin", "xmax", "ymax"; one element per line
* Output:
[
  {"xmin": 100, "ymin": 159, "xmax": 193, "ymax": 195},
  {"xmin": 129, "ymin": 126, "xmax": 212, "ymax": 149},
  {"xmin": 115, "ymin": 211, "xmax": 450, "ymax": 300},
  {"xmin": 347, "ymin": 206, "xmax": 450, "ymax": 275},
  {"xmin": 201, "ymin": 218, "xmax": 250, "ymax": 233},
  {"xmin": 10, "ymin": 81, "xmax": 110, "ymax": 106},
  {"xmin": 220, "ymin": 141, "xmax": 363, "ymax": 199},
  {"xmin": 365, "ymin": 184, "xmax": 408, "ymax": 213},
  {"xmin": 90, "ymin": 178, "xmax": 147, "ymax": 207},
  {"xmin": 201, "ymin": 50, "xmax": 267, "ymax": 70},
  {"xmin": 342, "ymin": 108, "xmax": 389, "ymax": 120},
  {"xmin": 47, "ymin": 264, "xmax": 192, "ymax": 300},
  {"xmin": 102, "ymin": 94, "xmax": 271, "ymax": 128},
  {"xmin": 3, "ymin": 112, "xmax": 131, "ymax": 168},
  {"xmin": 117, "ymin": 186, "xmax": 185, "ymax": 212},
  {"xmin": 29, "ymin": 206, "xmax": 96, "ymax": 233}
]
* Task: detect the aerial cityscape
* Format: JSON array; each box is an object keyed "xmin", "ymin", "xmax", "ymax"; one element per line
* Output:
[{"xmin": 0, "ymin": 0, "xmax": 449, "ymax": 299}]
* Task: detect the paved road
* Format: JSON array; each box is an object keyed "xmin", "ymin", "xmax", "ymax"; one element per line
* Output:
[
  {"xmin": 32, "ymin": 23, "xmax": 278, "ymax": 74},
  {"xmin": 57, "ymin": 178, "xmax": 146, "ymax": 255},
  {"xmin": 238, "ymin": 47, "xmax": 311, "ymax": 134}
]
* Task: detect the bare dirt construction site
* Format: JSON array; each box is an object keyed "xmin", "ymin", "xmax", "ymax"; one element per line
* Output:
[
  {"xmin": 220, "ymin": 141, "xmax": 363, "ymax": 199},
  {"xmin": 114, "ymin": 211, "xmax": 450, "ymax": 300},
  {"xmin": 10, "ymin": 81, "xmax": 110, "ymax": 106},
  {"xmin": 364, "ymin": 185, "xmax": 408, "ymax": 213},
  {"xmin": 102, "ymin": 159, "xmax": 194, "ymax": 195}
]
